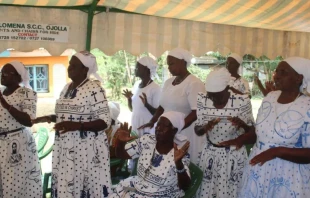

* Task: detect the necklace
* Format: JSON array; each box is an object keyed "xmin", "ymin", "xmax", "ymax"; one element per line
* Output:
[
  {"xmin": 275, "ymin": 93, "xmax": 301, "ymax": 119},
  {"xmin": 65, "ymin": 78, "xmax": 89, "ymax": 98},
  {"xmin": 140, "ymin": 79, "xmax": 152, "ymax": 88},
  {"xmin": 172, "ymin": 73, "xmax": 190, "ymax": 85}
]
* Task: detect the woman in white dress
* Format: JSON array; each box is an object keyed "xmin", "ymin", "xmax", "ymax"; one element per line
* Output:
[
  {"xmin": 222, "ymin": 57, "xmax": 310, "ymax": 198},
  {"xmin": 33, "ymin": 51, "xmax": 111, "ymax": 198},
  {"xmin": 0, "ymin": 61, "xmax": 42, "ymax": 197},
  {"xmin": 122, "ymin": 57, "xmax": 161, "ymax": 137},
  {"xmin": 110, "ymin": 111, "xmax": 191, "ymax": 198},
  {"xmin": 195, "ymin": 68, "xmax": 254, "ymax": 198},
  {"xmin": 227, "ymin": 53, "xmax": 250, "ymax": 96},
  {"xmin": 139, "ymin": 48, "xmax": 205, "ymax": 163}
]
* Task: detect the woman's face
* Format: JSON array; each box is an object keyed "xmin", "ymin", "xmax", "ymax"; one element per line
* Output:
[
  {"xmin": 167, "ymin": 56, "xmax": 186, "ymax": 76},
  {"xmin": 155, "ymin": 117, "xmax": 177, "ymax": 142},
  {"xmin": 134, "ymin": 62, "xmax": 150, "ymax": 78},
  {"xmin": 273, "ymin": 61, "xmax": 302, "ymax": 91},
  {"xmin": 207, "ymin": 88, "xmax": 227, "ymax": 106},
  {"xmin": 0, "ymin": 64, "xmax": 21, "ymax": 87},
  {"xmin": 226, "ymin": 57, "xmax": 240, "ymax": 74},
  {"xmin": 67, "ymin": 56, "xmax": 88, "ymax": 80}
]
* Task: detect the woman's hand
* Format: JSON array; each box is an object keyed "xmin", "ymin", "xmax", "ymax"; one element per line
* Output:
[
  {"xmin": 122, "ymin": 89, "xmax": 133, "ymax": 100},
  {"xmin": 218, "ymin": 137, "xmax": 244, "ymax": 150},
  {"xmin": 32, "ymin": 116, "xmax": 52, "ymax": 124},
  {"xmin": 54, "ymin": 121, "xmax": 81, "ymax": 134},
  {"xmin": 228, "ymin": 116, "xmax": 247, "ymax": 130},
  {"xmin": 265, "ymin": 81, "xmax": 276, "ymax": 92},
  {"xmin": 174, "ymin": 141, "xmax": 190, "ymax": 163},
  {"xmin": 139, "ymin": 92, "xmax": 148, "ymax": 106},
  {"xmin": 205, "ymin": 118, "xmax": 221, "ymax": 132},
  {"xmin": 250, "ymin": 147, "xmax": 279, "ymax": 166},
  {"xmin": 115, "ymin": 122, "xmax": 136, "ymax": 143}
]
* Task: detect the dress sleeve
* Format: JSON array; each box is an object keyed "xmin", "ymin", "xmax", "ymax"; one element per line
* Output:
[
  {"xmin": 238, "ymin": 95, "xmax": 254, "ymax": 126},
  {"xmin": 150, "ymin": 84, "xmax": 161, "ymax": 108},
  {"xmin": 89, "ymin": 83, "xmax": 111, "ymax": 127},
  {"xmin": 21, "ymin": 88, "xmax": 37, "ymax": 119},
  {"xmin": 195, "ymin": 92, "xmax": 207, "ymax": 126},
  {"xmin": 124, "ymin": 135, "xmax": 153, "ymax": 159},
  {"xmin": 241, "ymin": 78, "xmax": 250, "ymax": 94},
  {"xmin": 186, "ymin": 78, "xmax": 205, "ymax": 110}
]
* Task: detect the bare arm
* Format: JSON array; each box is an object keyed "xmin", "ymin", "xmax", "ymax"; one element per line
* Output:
[
  {"xmin": 184, "ymin": 110, "xmax": 197, "ymax": 129},
  {"xmin": 277, "ymin": 148, "xmax": 310, "ymax": 164}
]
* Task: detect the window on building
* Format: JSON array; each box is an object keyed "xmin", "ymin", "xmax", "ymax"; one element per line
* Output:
[{"xmin": 26, "ymin": 65, "xmax": 49, "ymax": 93}]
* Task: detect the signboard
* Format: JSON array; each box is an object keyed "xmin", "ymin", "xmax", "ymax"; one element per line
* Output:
[{"xmin": 0, "ymin": 22, "xmax": 69, "ymax": 42}]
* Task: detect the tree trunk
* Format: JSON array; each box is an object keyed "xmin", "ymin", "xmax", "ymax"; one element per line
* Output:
[{"xmin": 123, "ymin": 50, "xmax": 132, "ymax": 85}]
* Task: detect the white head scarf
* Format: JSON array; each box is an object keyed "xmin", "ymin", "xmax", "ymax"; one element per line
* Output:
[
  {"xmin": 108, "ymin": 101, "xmax": 120, "ymax": 121},
  {"xmin": 284, "ymin": 57, "xmax": 310, "ymax": 93},
  {"xmin": 159, "ymin": 111, "xmax": 188, "ymax": 146},
  {"xmin": 8, "ymin": 61, "xmax": 32, "ymax": 89},
  {"xmin": 205, "ymin": 67, "xmax": 231, "ymax": 92},
  {"xmin": 229, "ymin": 53, "xmax": 243, "ymax": 65},
  {"xmin": 73, "ymin": 51, "xmax": 103, "ymax": 83},
  {"xmin": 168, "ymin": 48, "xmax": 192, "ymax": 67},
  {"xmin": 137, "ymin": 56, "xmax": 159, "ymax": 80}
]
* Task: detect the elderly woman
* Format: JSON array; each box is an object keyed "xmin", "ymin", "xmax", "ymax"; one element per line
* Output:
[
  {"xmin": 194, "ymin": 68, "xmax": 254, "ymax": 198},
  {"xmin": 0, "ymin": 61, "xmax": 42, "ymax": 197},
  {"xmin": 110, "ymin": 111, "xmax": 191, "ymax": 198},
  {"xmin": 221, "ymin": 57, "xmax": 310, "ymax": 197},
  {"xmin": 122, "ymin": 56, "xmax": 161, "ymax": 136},
  {"xmin": 140, "ymin": 48, "xmax": 205, "ymax": 163},
  {"xmin": 33, "ymin": 51, "xmax": 111, "ymax": 197},
  {"xmin": 227, "ymin": 53, "xmax": 250, "ymax": 96}
]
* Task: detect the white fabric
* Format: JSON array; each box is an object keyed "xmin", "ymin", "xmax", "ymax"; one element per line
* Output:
[
  {"xmin": 168, "ymin": 48, "xmax": 192, "ymax": 67},
  {"xmin": 160, "ymin": 111, "xmax": 185, "ymax": 133},
  {"xmin": 8, "ymin": 61, "xmax": 32, "ymax": 89},
  {"xmin": 159, "ymin": 74, "xmax": 206, "ymax": 163},
  {"xmin": 195, "ymin": 92, "xmax": 253, "ymax": 197},
  {"xmin": 229, "ymin": 77, "xmax": 250, "ymax": 94},
  {"xmin": 108, "ymin": 101, "xmax": 120, "ymax": 121},
  {"xmin": 131, "ymin": 81, "xmax": 160, "ymax": 137},
  {"xmin": 110, "ymin": 134, "xmax": 190, "ymax": 198},
  {"xmin": 205, "ymin": 67, "xmax": 231, "ymax": 92},
  {"xmin": 239, "ymin": 91, "xmax": 310, "ymax": 198},
  {"xmin": 0, "ymin": 87, "xmax": 42, "ymax": 197},
  {"xmin": 138, "ymin": 56, "xmax": 159, "ymax": 80},
  {"xmin": 284, "ymin": 57, "xmax": 310, "ymax": 93},
  {"xmin": 73, "ymin": 51, "xmax": 104, "ymax": 83},
  {"xmin": 53, "ymin": 80, "xmax": 111, "ymax": 197},
  {"xmin": 229, "ymin": 53, "xmax": 243, "ymax": 64}
]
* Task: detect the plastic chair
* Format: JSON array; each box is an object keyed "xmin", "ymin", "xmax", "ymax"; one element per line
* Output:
[
  {"xmin": 245, "ymin": 144, "xmax": 254, "ymax": 156},
  {"xmin": 36, "ymin": 127, "xmax": 49, "ymax": 153},
  {"xmin": 183, "ymin": 162, "xmax": 203, "ymax": 198}
]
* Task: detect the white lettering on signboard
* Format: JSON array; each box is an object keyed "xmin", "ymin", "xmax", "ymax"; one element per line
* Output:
[{"xmin": 0, "ymin": 22, "xmax": 69, "ymax": 43}]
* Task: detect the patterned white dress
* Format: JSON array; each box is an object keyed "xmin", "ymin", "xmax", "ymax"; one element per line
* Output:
[
  {"xmin": 229, "ymin": 77, "xmax": 250, "ymax": 95},
  {"xmin": 159, "ymin": 74, "xmax": 205, "ymax": 163},
  {"xmin": 238, "ymin": 91, "xmax": 310, "ymax": 198},
  {"xmin": 109, "ymin": 134, "xmax": 190, "ymax": 198},
  {"xmin": 195, "ymin": 91, "xmax": 254, "ymax": 198},
  {"xmin": 131, "ymin": 80, "xmax": 161, "ymax": 136},
  {"xmin": 52, "ymin": 80, "xmax": 112, "ymax": 198},
  {"xmin": 0, "ymin": 87, "xmax": 42, "ymax": 198}
]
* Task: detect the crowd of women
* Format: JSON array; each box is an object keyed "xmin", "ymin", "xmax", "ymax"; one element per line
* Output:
[{"xmin": 0, "ymin": 48, "xmax": 309, "ymax": 198}]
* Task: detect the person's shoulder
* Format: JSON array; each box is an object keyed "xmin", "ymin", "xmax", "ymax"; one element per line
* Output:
[
  {"xmin": 264, "ymin": 90, "xmax": 281, "ymax": 101},
  {"xmin": 139, "ymin": 134, "xmax": 156, "ymax": 144},
  {"xmin": 19, "ymin": 87, "xmax": 37, "ymax": 96}
]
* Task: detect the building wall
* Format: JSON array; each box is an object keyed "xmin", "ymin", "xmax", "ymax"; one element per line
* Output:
[{"xmin": 0, "ymin": 56, "xmax": 69, "ymax": 98}]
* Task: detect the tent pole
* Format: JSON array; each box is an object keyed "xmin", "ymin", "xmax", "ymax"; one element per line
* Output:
[{"xmin": 85, "ymin": 0, "xmax": 99, "ymax": 51}]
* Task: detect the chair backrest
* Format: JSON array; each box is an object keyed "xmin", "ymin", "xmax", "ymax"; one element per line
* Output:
[
  {"xmin": 183, "ymin": 162, "xmax": 203, "ymax": 198},
  {"xmin": 36, "ymin": 127, "xmax": 49, "ymax": 153}
]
